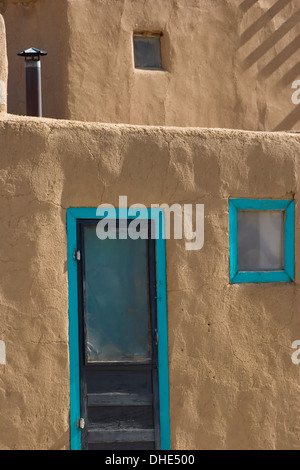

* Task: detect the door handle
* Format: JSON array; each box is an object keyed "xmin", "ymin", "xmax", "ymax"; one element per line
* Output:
[{"xmin": 77, "ymin": 418, "xmax": 85, "ymax": 430}]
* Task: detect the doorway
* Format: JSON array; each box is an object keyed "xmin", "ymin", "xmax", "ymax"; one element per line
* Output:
[{"xmin": 67, "ymin": 208, "xmax": 170, "ymax": 450}]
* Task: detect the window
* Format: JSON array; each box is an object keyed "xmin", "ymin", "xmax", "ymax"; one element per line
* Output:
[
  {"xmin": 133, "ymin": 33, "xmax": 162, "ymax": 70},
  {"xmin": 229, "ymin": 199, "xmax": 295, "ymax": 283}
]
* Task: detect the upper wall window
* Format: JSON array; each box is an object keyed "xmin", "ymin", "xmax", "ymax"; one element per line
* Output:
[
  {"xmin": 229, "ymin": 199, "xmax": 295, "ymax": 283},
  {"xmin": 133, "ymin": 33, "xmax": 162, "ymax": 70}
]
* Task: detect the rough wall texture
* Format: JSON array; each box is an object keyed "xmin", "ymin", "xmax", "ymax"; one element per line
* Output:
[
  {"xmin": 0, "ymin": 13, "xmax": 7, "ymax": 112},
  {"xmin": 3, "ymin": 0, "xmax": 300, "ymax": 131},
  {"xmin": 0, "ymin": 113, "xmax": 299, "ymax": 449}
]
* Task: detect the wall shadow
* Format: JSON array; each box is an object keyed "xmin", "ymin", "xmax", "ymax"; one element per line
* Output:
[
  {"xmin": 239, "ymin": 0, "xmax": 300, "ymax": 131},
  {"xmin": 239, "ymin": 0, "xmax": 294, "ymax": 47},
  {"xmin": 276, "ymin": 61, "xmax": 300, "ymax": 88},
  {"xmin": 240, "ymin": 0, "xmax": 259, "ymax": 13},
  {"xmin": 273, "ymin": 107, "xmax": 300, "ymax": 131},
  {"xmin": 257, "ymin": 34, "xmax": 300, "ymax": 79},
  {"xmin": 242, "ymin": 12, "xmax": 300, "ymax": 71}
]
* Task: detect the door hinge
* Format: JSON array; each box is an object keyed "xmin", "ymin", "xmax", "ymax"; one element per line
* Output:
[
  {"xmin": 77, "ymin": 417, "xmax": 85, "ymax": 429},
  {"xmin": 73, "ymin": 250, "xmax": 81, "ymax": 261}
]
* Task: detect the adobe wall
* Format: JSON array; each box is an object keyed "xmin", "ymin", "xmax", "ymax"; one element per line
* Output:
[
  {"xmin": 3, "ymin": 0, "xmax": 300, "ymax": 131},
  {"xmin": 0, "ymin": 113, "xmax": 299, "ymax": 449}
]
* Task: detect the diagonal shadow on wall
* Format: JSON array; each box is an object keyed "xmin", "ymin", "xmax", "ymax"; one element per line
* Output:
[
  {"xmin": 257, "ymin": 34, "xmax": 300, "ymax": 79},
  {"xmin": 239, "ymin": 0, "xmax": 294, "ymax": 47},
  {"xmin": 239, "ymin": 0, "xmax": 300, "ymax": 131},
  {"xmin": 240, "ymin": 0, "xmax": 260, "ymax": 13},
  {"xmin": 276, "ymin": 61, "xmax": 300, "ymax": 88},
  {"xmin": 242, "ymin": 12, "xmax": 300, "ymax": 71},
  {"xmin": 273, "ymin": 106, "xmax": 300, "ymax": 131}
]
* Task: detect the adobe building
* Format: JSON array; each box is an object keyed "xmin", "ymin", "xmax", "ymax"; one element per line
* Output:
[{"xmin": 0, "ymin": 0, "xmax": 299, "ymax": 450}]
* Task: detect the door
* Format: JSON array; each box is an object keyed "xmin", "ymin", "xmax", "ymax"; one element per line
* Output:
[{"xmin": 76, "ymin": 218, "xmax": 161, "ymax": 450}]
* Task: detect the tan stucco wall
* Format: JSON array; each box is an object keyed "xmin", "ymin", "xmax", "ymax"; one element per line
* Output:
[
  {"xmin": 3, "ymin": 0, "xmax": 300, "ymax": 131},
  {"xmin": 0, "ymin": 113, "xmax": 299, "ymax": 449}
]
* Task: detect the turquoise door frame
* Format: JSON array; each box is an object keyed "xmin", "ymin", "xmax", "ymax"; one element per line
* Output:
[{"xmin": 66, "ymin": 207, "xmax": 171, "ymax": 450}]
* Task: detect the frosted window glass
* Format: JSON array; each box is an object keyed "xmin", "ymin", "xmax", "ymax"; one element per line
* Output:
[
  {"xmin": 83, "ymin": 224, "xmax": 152, "ymax": 363},
  {"xmin": 237, "ymin": 210, "xmax": 284, "ymax": 271}
]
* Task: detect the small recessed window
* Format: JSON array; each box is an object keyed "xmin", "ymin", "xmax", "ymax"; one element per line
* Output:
[
  {"xmin": 229, "ymin": 199, "xmax": 295, "ymax": 283},
  {"xmin": 133, "ymin": 33, "xmax": 162, "ymax": 70}
]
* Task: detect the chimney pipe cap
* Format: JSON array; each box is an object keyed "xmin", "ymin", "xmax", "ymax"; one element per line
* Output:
[{"xmin": 17, "ymin": 47, "xmax": 47, "ymax": 60}]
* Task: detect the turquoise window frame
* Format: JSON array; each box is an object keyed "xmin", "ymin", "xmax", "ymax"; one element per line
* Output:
[
  {"xmin": 66, "ymin": 207, "xmax": 171, "ymax": 450},
  {"xmin": 229, "ymin": 199, "xmax": 295, "ymax": 283}
]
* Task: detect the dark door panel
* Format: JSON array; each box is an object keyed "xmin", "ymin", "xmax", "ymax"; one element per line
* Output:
[
  {"xmin": 77, "ymin": 220, "xmax": 160, "ymax": 450},
  {"xmin": 88, "ymin": 441, "xmax": 155, "ymax": 451}
]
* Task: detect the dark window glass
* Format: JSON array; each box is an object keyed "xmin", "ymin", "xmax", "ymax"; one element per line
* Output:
[
  {"xmin": 133, "ymin": 35, "xmax": 162, "ymax": 70},
  {"xmin": 83, "ymin": 224, "xmax": 152, "ymax": 363}
]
